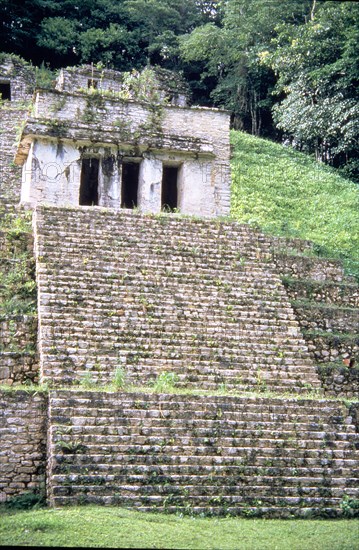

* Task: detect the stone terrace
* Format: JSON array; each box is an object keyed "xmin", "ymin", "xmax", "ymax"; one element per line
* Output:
[
  {"xmin": 47, "ymin": 390, "xmax": 359, "ymax": 517},
  {"xmin": 271, "ymin": 242, "xmax": 359, "ymax": 397},
  {"xmin": 34, "ymin": 205, "xmax": 320, "ymax": 393}
]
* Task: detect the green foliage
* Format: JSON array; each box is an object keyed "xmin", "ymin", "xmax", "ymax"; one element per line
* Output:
[
  {"xmin": 180, "ymin": 0, "xmax": 311, "ymax": 134},
  {"xmin": 1, "ymin": 0, "xmax": 357, "ymax": 180},
  {"xmin": 0, "ymin": 0, "xmax": 220, "ymax": 70},
  {"xmin": 79, "ymin": 372, "xmax": 96, "ymax": 389},
  {"xmin": 80, "ymin": 67, "xmax": 165, "ymax": 106},
  {"xmin": 340, "ymin": 495, "xmax": 359, "ymax": 518},
  {"xmin": 38, "ymin": 17, "xmax": 79, "ymax": 56},
  {"xmin": 230, "ymin": 130, "xmax": 359, "ymax": 279},
  {"xmin": 118, "ymin": 68, "xmax": 162, "ymax": 103},
  {"xmin": 1, "ymin": 492, "xmax": 45, "ymax": 511},
  {"xmin": 113, "ymin": 367, "xmax": 127, "ymax": 390},
  {"xmin": 3, "ymin": 212, "xmax": 31, "ymax": 238},
  {"xmin": 0, "ymin": 212, "xmax": 37, "ymax": 316},
  {"xmin": 35, "ymin": 62, "xmax": 56, "ymax": 90},
  {"xmin": 152, "ymin": 371, "xmax": 179, "ymax": 392},
  {"xmin": 263, "ymin": 2, "xmax": 359, "ymax": 179}
]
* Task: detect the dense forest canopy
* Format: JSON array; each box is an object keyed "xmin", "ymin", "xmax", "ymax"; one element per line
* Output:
[{"xmin": 1, "ymin": 0, "xmax": 358, "ymax": 181}]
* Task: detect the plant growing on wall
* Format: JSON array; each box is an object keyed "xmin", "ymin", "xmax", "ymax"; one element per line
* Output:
[{"xmin": 118, "ymin": 68, "xmax": 162, "ymax": 103}]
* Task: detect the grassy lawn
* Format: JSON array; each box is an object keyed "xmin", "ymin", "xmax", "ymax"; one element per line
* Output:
[
  {"xmin": 0, "ymin": 506, "xmax": 358, "ymax": 549},
  {"xmin": 230, "ymin": 130, "xmax": 359, "ymax": 279}
]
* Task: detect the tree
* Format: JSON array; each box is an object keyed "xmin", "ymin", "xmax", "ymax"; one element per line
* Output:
[
  {"xmin": 264, "ymin": 2, "xmax": 359, "ymax": 180},
  {"xmin": 180, "ymin": 0, "xmax": 312, "ymax": 135},
  {"xmin": 0, "ymin": 0, "xmax": 218, "ymax": 70}
]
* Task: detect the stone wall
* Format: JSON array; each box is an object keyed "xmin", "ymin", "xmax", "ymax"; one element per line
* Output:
[
  {"xmin": 273, "ymin": 252, "xmax": 348, "ymax": 283},
  {"xmin": 317, "ymin": 365, "xmax": 359, "ymax": 398},
  {"xmin": 291, "ymin": 303, "xmax": 358, "ymax": 333},
  {"xmin": 281, "ymin": 279, "xmax": 359, "ymax": 308},
  {"xmin": 0, "ymin": 107, "xmax": 29, "ymax": 204},
  {"xmin": 0, "ymin": 56, "xmax": 35, "ymax": 103},
  {"xmin": 0, "ymin": 391, "xmax": 47, "ymax": 503},
  {"xmin": 0, "ymin": 315, "xmax": 38, "ymax": 385},
  {"xmin": 304, "ymin": 332, "xmax": 358, "ymax": 365}
]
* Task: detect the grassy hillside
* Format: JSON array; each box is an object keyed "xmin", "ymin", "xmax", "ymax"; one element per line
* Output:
[{"xmin": 230, "ymin": 131, "xmax": 359, "ymax": 279}]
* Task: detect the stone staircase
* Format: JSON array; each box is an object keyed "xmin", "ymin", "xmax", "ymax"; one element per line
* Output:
[
  {"xmin": 1, "ymin": 202, "xmax": 357, "ymax": 516},
  {"xmin": 34, "ymin": 205, "xmax": 320, "ymax": 393},
  {"xmin": 47, "ymin": 390, "xmax": 359, "ymax": 517}
]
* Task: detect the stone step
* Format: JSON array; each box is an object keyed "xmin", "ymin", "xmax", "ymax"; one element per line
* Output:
[
  {"xmin": 48, "ymin": 491, "xmax": 355, "ymax": 518},
  {"xmin": 37, "ymin": 229, "xmax": 269, "ymax": 248},
  {"xmin": 49, "ymin": 392, "xmax": 348, "ymax": 414},
  {"xmin": 273, "ymin": 253, "xmax": 346, "ymax": 283},
  {"xmin": 47, "ymin": 496, "xmax": 348, "ymax": 518},
  {"xmin": 53, "ymin": 426, "xmax": 356, "ymax": 441},
  {"xmin": 37, "ymin": 274, "xmax": 293, "ymax": 300},
  {"xmin": 283, "ymin": 278, "xmax": 359, "ymax": 308},
  {"xmin": 45, "ymin": 369, "xmax": 321, "ymax": 392},
  {"xmin": 38, "ymin": 306, "xmax": 303, "ymax": 326},
  {"xmin": 291, "ymin": 302, "xmax": 358, "ymax": 333},
  {"xmin": 52, "ymin": 463, "xmax": 359, "ymax": 480},
  {"xmin": 50, "ymin": 483, "xmax": 358, "ymax": 500},
  {"xmin": 50, "ymin": 437, "xmax": 357, "ymax": 456},
  {"xmin": 39, "ymin": 316, "xmax": 302, "ymax": 335},
  {"xmin": 50, "ymin": 416, "xmax": 356, "ymax": 436},
  {"xmin": 53, "ymin": 449, "xmax": 358, "ymax": 467},
  {"xmin": 52, "ymin": 432, "xmax": 358, "ymax": 450},
  {"xmin": 49, "ymin": 490, "xmax": 349, "ymax": 506},
  {"xmin": 36, "ymin": 206, "xmax": 269, "ymax": 238},
  {"xmin": 35, "ymin": 207, "xmax": 321, "ymax": 390},
  {"xmin": 39, "ymin": 279, "xmax": 291, "ymax": 301}
]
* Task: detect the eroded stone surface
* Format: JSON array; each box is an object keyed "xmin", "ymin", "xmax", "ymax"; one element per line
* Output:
[{"xmin": 0, "ymin": 391, "xmax": 47, "ymax": 502}]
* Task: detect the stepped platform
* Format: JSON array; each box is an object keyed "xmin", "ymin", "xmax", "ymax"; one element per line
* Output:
[
  {"xmin": 47, "ymin": 390, "xmax": 359, "ymax": 517},
  {"xmin": 1, "ymin": 204, "xmax": 358, "ymax": 514},
  {"xmin": 272, "ymin": 244, "xmax": 358, "ymax": 391},
  {"xmin": 34, "ymin": 205, "xmax": 320, "ymax": 393}
]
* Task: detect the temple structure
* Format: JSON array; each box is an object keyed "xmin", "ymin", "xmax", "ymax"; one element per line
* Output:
[{"xmin": 14, "ymin": 65, "xmax": 231, "ymax": 217}]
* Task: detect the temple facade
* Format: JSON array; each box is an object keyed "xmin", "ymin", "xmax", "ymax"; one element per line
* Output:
[{"xmin": 13, "ymin": 65, "xmax": 231, "ymax": 217}]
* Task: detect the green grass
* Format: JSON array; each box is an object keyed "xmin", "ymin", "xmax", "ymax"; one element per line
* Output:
[
  {"xmin": 0, "ymin": 506, "xmax": 358, "ymax": 549},
  {"xmin": 2, "ymin": 381, "xmax": 359, "ymax": 404},
  {"xmin": 230, "ymin": 131, "xmax": 359, "ymax": 279}
]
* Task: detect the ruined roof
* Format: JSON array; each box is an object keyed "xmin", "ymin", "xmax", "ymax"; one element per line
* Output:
[{"xmin": 55, "ymin": 64, "xmax": 190, "ymax": 107}]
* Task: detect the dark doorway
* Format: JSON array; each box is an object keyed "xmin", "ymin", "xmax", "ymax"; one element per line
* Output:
[
  {"xmin": 121, "ymin": 162, "xmax": 139, "ymax": 209},
  {"xmin": 162, "ymin": 166, "xmax": 178, "ymax": 211},
  {"xmin": 0, "ymin": 82, "xmax": 11, "ymax": 101},
  {"xmin": 79, "ymin": 158, "xmax": 99, "ymax": 206}
]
